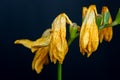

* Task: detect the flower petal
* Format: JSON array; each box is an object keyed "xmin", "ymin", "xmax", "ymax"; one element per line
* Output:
[
  {"xmin": 14, "ymin": 39, "xmax": 33, "ymax": 49},
  {"xmin": 32, "ymin": 46, "xmax": 49, "ymax": 74},
  {"xmin": 32, "ymin": 29, "xmax": 52, "ymax": 47},
  {"xmin": 14, "ymin": 29, "xmax": 51, "ymax": 53}
]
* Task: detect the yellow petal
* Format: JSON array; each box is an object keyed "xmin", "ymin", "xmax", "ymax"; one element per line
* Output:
[
  {"xmin": 32, "ymin": 29, "xmax": 52, "ymax": 47},
  {"xmin": 32, "ymin": 46, "xmax": 49, "ymax": 74},
  {"xmin": 14, "ymin": 39, "xmax": 38, "ymax": 53},
  {"xmin": 14, "ymin": 29, "xmax": 51, "ymax": 53},
  {"xmin": 99, "ymin": 29, "xmax": 104, "ymax": 43},
  {"xmin": 14, "ymin": 39, "xmax": 33, "ymax": 49},
  {"xmin": 49, "ymin": 13, "xmax": 72, "ymax": 64},
  {"xmin": 104, "ymin": 27, "xmax": 113, "ymax": 42}
]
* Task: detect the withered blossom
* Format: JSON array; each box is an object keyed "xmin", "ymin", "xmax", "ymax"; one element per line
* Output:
[
  {"xmin": 49, "ymin": 13, "xmax": 72, "ymax": 64},
  {"xmin": 99, "ymin": 6, "xmax": 113, "ymax": 43},
  {"xmin": 79, "ymin": 5, "xmax": 99, "ymax": 57},
  {"xmin": 14, "ymin": 13, "xmax": 73, "ymax": 73}
]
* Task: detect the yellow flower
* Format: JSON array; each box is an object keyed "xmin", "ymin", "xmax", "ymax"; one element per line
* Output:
[
  {"xmin": 14, "ymin": 13, "xmax": 73, "ymax": 73},
  {"xmin": 14, "ymin": 29, "xmax": 51, "ymax": 74},
  {"xmin": 79, "ymin": 5, "xmax": 99, "ymax": 57},
  {"xmin": 49, "ymin": 13, "xmax": 72, "ymax": 64},
  {"xmin": 99, "ymin": 6, "xmax": 113, "ymax": 43}
]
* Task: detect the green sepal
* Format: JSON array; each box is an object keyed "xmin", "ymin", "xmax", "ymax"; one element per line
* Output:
[
  {"xmin": 99, "ymin": 8, "xmax": 120, "ymax": 29},
  {"xmin": 103, "ymin": 11, "xmax": 110, "ymax": 25},
  {"xmin": 68, "ymin": 23, "xmax": 80, "ymax": 45},
  {"xmin": 96, "ymin": 14, "xmax": 102, "ymax": 27}
]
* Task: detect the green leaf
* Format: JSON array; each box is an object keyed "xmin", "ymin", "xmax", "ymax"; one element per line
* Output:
[{"xmin": 114, "ymin": 8, "xmax": 120, "ymax": 24}]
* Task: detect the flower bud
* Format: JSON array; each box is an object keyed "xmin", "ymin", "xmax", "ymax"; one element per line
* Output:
[{"xmin": 99, "ymin": 6, "xmax": 113, "ymax": 43}]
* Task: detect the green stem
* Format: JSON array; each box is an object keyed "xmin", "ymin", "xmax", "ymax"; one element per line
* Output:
[
  {"xmin": 57, "ymin": 23, "xmax": 79, "ymax": 80},
  {"xmin": 57, "ymin": 63, "xmax": 62, "ymax": 80},
  {"xmin": 57, "ymin": 37, "xmax": 75, "ymax": 80},
  {"xmin": 68, "ymin": 38, "xmax": 74, "ymax": 46}
]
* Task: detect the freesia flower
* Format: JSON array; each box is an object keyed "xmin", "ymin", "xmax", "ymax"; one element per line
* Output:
[
  {"xmin": 14, "ymin": 13, "xmax": 73, "ymax": 73},
  {"xmin": 49, "ymin": 13, "xmax": 72, "ymax": 64},
  {"xmin": 79, "ymin": 5, "xmax": 99, "ymax": 57},
  {"xmin": 99, "ymin": 6, "xmax": 113, "ymax": 43}
]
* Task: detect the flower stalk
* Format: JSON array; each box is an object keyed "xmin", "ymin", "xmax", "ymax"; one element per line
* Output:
[{"xmin": 57, "ymin": 63, "xmax": 62, "ymax": 80}]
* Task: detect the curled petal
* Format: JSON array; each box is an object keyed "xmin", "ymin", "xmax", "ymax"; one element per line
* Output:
[
  {"xmin": 32, "ymin": 46, "xmax": 49, "ymax": 74},
  {"xmin": 14, "ymin": 39, "xmax": 33, "ymax": 49},
  {"xmin": 14, "ymin": 39, "xmax": 39, "ymax": 53},
  {"xmin": 32, "ymin": 29, "xmax": 51, "ymax": 47},
  {"xmin": 14, "ymin": 29, "xmax": 51, "ymax": 53},
  {"xmin": 49, "ymin": 13, "xmax": 72, "ymax": 64}
]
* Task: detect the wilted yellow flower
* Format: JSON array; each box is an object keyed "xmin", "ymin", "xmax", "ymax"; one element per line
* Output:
[
  {"xmin": 49, "ymin": 13, "xmax": 72, "ymax": 64},
  {"xmin": 14, "ymin": 29, "xmax": 51, "ymax": 74},
  {"xmin": 99, "ymin": 6, "xmax": 113, "ymax": 43},
  {"xmin": 79, "ymin": 5, "xmax": 99, "ymax": 57},
  {"xmin": 14, "ymin": 13, "xmax": 73, "ymax": 73}
]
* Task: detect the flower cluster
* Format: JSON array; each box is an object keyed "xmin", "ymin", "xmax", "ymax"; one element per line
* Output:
[{"xmin": 14, "ymin": 5, "xmax": 120, "ymax": 74}]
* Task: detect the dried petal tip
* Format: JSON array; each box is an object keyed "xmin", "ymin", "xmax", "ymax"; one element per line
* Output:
[
  {"xmin": 82, "ymin": 7, "xmax": 88, "ymax": 19},
  {"xmin": 14, "ymin": 39, "xmax": 33, "ymax": 49}
]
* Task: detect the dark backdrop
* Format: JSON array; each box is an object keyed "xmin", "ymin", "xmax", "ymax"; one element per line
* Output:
[{"xmin": 0, "ymin": 0, "xmax": 120, "ymax": 80}]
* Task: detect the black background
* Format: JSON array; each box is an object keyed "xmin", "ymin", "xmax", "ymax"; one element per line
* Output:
[{"xmin": 0, "ymin": 0, "xmax": 120, "ymax": 80}]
